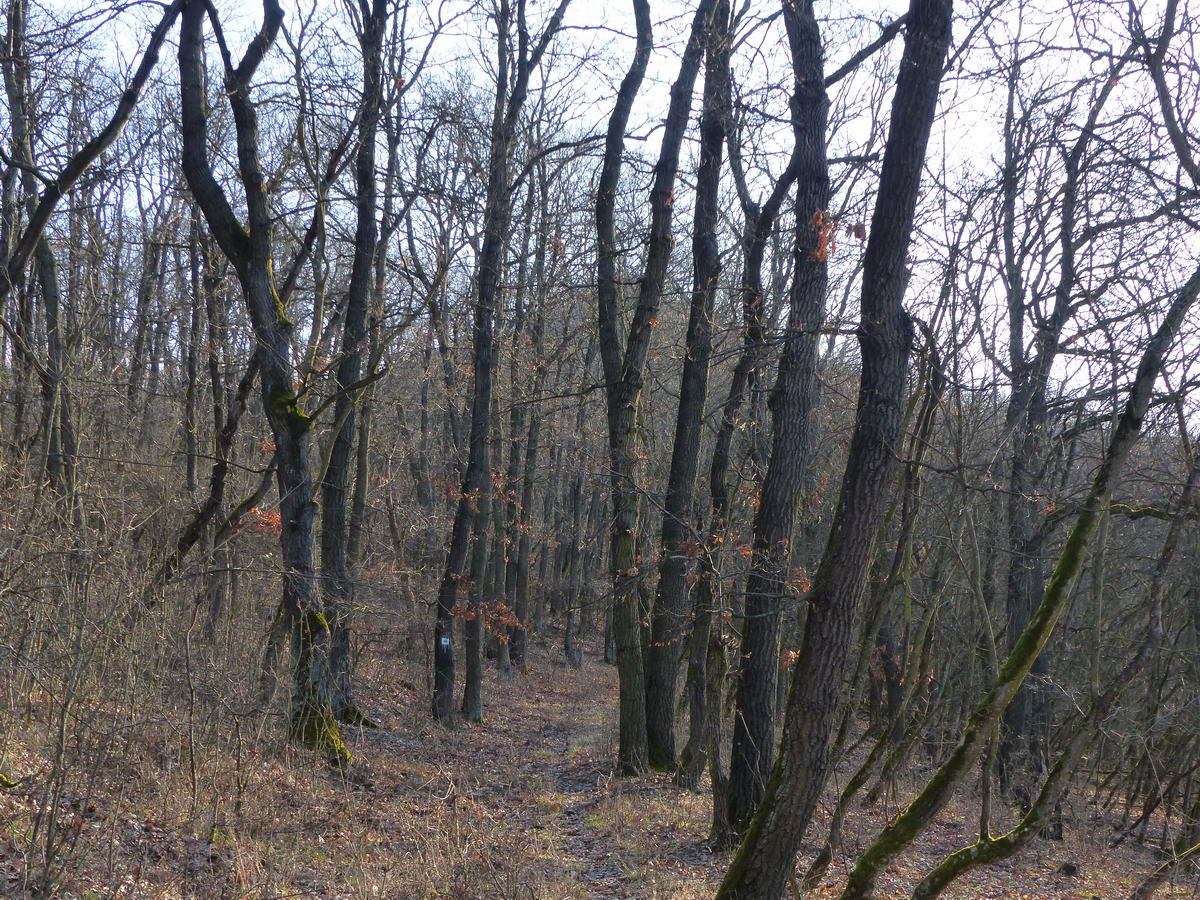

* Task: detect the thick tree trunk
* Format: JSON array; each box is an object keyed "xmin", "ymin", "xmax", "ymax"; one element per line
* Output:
[
  {"xmin": 178, "ymin": 0, "xmax": 347, "ymax": 764},
  {"xmin": 674, "ymin": 0, "xmax": 840, "ymax": 794},
  {"xmin": 716, "ymin": 0, "xmax": 951, "ymax": 894},
  {"xmin": 596, "ymin": 0, "xmax": 713, "ymax": 777},
  {"xmin": 593, "ymin": 0, "xmax": 654, "ymax": 770},
  {"xmin": 725, "ymin": 0, "xmax": 830, "ymax": 834},
  {"xmin": 461, "ymin": 490, "xmax": 491, "ymax": 723}
]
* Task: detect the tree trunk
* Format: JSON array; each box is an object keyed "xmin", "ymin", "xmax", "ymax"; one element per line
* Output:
[
  {"xmin": 994, "ymin": 44, "xmax": 1126, "ymax": 798},
  {"xmin": 725, "ymin": 0, "xmax": 830, "ymax": 834},
  {"xmin": 912, "ymin": 447, "xmax": 1198, "ymax": 898},
  {"xmin": 596, "ymin": 0, "xmax": 713, "ymax": 777},
  {"xmin": 2, "ymin": 0, "xmax": 80, "ymax": 511},
  {"xmin": 644, "ymin": 0, "xmax": 730, "ymax": 772},
  {"xmin": 716, "ymin": 0, "xmax": 951, "ymax": 893},
  {"xmin": 320, "ymin": 0, "xmax": 387, "ymax": 728},
  {"xmin": 178, "ymin": 0, "xmax": 347, "ymax": 765},
  {"xmin": 841, "ymin": 266, "xmax": 1200, "ymax": 899},
  {"xmin": 431, "ymin": 0, "xmax": 572, "ymax": 723},
  {"xmin": 461, "ymin": 490, "xmax": 491, "ymax": 723}
]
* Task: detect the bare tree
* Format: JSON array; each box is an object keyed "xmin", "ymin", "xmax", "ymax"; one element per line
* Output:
[
  {"xmin": 177, "ymin": 0, "xmax": 350, "ymax": 764},
  {"xmin": 717, "ymin": 0, "xmax": 952, "ymax": 892},
  {"xmin": 431, "ymin": 0, "xmax": 572, "ymax": 724}
]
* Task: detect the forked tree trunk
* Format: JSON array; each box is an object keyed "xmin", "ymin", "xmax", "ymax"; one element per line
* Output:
[
  {"xmin": 674, "ymin": 0, "xmax": 888, "ymax": 796},
  {"xmin": 178, "ymin": 0, "xmax": 347, "ymax": 764},
  {"xmin": 725, "ymin": 0, "xmax": 830, "ymax": 834},
  {"xmin": 320, "ymin": 0, "xmax": 388, "ymax": 728},
  {"xmin": 592, "ymin": 0, "xmax": 654, "ymax": 771},
  {"xmin": 596, "ymin": 0, "xmax": 714, "ymax": 777}
]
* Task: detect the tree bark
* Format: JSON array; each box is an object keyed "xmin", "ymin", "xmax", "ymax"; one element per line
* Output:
[
  {"xmin": 593, "ymin": 0, "xmax": 654, "ymax": 773},
  {"xmin": 716, "ymin": 0, "xmax": 951, "ymax": 893},
  {"xmin": 596, "ymin": 0, "xmax": 714, "ymax": 777},
  {"xmin": 725, "ymin": 0, "xmax": 830, "ymax": 834},
  {"xmin": 320, "ymin": 0, "xmax": 387, "ymax": 728},
  {"xmin": 178, "ymin": 0, "xmax": 348, "ymax": 765},
  {"xmin": 644, "ymin": 0, "xmax": 730, "ymax": 772},
  {"xmin": 432, "ymin": 0, "xmax": 572, "ymax": 723}
]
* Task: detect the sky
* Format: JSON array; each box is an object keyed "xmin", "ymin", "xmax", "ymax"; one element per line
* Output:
[{"xmin": 20, "ymin": 0, "xmax": 1200, "ymax": 416}]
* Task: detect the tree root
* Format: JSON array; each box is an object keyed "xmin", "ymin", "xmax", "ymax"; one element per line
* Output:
[{"xmin": 338, "ymin": 705, "xmax": 381, "ymax": 729}]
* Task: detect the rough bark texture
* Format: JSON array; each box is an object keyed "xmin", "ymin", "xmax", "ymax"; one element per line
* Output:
[
  {"xmin": 644, "ymin": 0, "xmax": 729, "ymax": 772},
  {"xmin": 725, "ymin": 0, "xmax": 829, "ymax": 835},
  {"xmin": 178, "ymin": 0, "xmax": 347, "ymax": 765},
  {"xmin": 599, "ymin": 0, "xmax": 715, "ymax": 775},
  {"xmin": 594, "ymin": 0, "xmax": 709, "ymax": 775},
  {"xmin": 716, "ymin": 0, "xmax": 951, "ymax": 893},
  {"xmin": 673, "ymin": 1, "xmax": 836, "ymax": 795}
]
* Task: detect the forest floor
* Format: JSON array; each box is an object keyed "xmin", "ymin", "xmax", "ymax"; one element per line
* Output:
[{"xmin": 1, "ymin": 629, "xmax": 1197, "ymax": 899}]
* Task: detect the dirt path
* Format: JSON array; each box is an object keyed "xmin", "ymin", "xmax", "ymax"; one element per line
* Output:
[
  {"xmin": 19, "ymin": 633, "xmax": 1197, "ymax": 898},
  {"xmin": 349, "ymin": 638, "xmax": 1196, "ymax": 899}
]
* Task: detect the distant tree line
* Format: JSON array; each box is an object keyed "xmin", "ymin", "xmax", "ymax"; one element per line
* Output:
[{"xmin": 3, "ymin": 0, "xmax": 1200, "ymax": 896}]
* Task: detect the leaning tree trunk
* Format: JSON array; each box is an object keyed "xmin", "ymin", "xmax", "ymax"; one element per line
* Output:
[
  {"xmin": 716, "ymin": 0, "xmax": 951, "ymax": 894},
  {"xmin": 912, "ymin": 432, "xmax": 1200, "ymax": 898},
  {"xmin": 840, "ymin": 267, "xmax": 1200, "ymax": 899},
  {"xmin": 725, "ymin": 0, "xmax": 830, "ymax": 835},
  {"xmin": 673, "ymin": 0, "xmax": 877, "ymax": 793}
]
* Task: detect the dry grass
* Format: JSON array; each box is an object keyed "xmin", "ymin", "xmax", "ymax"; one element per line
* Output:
[{"xmin": 0, "ymin": 509, "xmax": 1196, "ymax": 900}]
